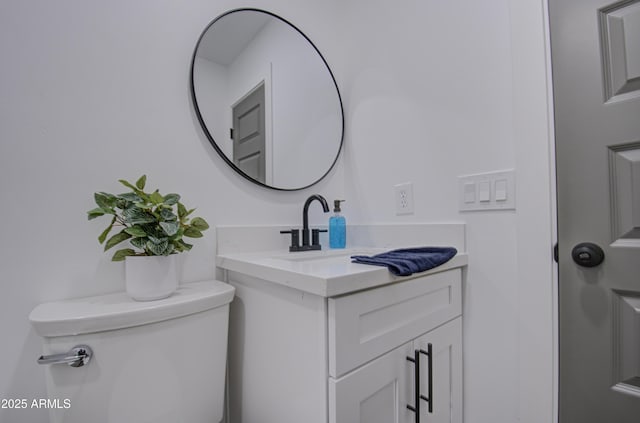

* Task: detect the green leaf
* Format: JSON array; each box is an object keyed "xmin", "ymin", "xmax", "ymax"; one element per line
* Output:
[
  {"xmin": 130, "ymin": 237, "xmax": 147, "ymax": 249},
  {"xmin": 183, "ymin": 227, "xmax": 203, "ymax": 238},
  {"xmin": 118, "ymin": 179, "xmax": 137, "ymax": 191},
  {"xmin": 122, "ymin": 207, "xmax": 155, "ymax": 225},
  {"xmin": 112, "ymin": 248, "xmax": 136, "ymax": 262},
  {"xmin": 135, "ymin": 175, "xmax": 147, "ymax": 190},
  {"xmin": 87, "ymin": 207, "xmax": 107, "ymax": 220},
  {"xmin": 146, "ymin": 238, "xmax": 169, "ymax": 255},
  {"xmin": 94, "ymin": 192, "xmax": 116, "ymax": 208},
  {"xmin": 169, "ymin": 227, "xmax": 185, "ymax": 240},
  {"xmin": 98, "ymin": 216, "xmax": 116, "ymax": 244},
  {"xmin": 150, "ymin": 190, "xmax": 164, "ymax": 205},
  {"xmin": 115, "ymin": 198, "xmax": 128, "ymax": 209},
  {"xmin": 190, "ymin": 217, "xmax": 209, "ymax": 231},
  {"xmin": 117, "ymin": 192, "xmax": 142, "ymax": 203},
  {"xmin": 147, "ymin": 235, "xmax": 164, "ymax": 244},
  {"xmin": 177, "ymin": 202, "xmax": 195, "ymax": 220},
  {"xmin": 177, "ymin": 202, "xmax": 187, "ymax": 218},
  {"xmin": 160, "ymin": 208, "xmax": 177, "ymax": 221},
  {"xmin": 159, "ymin": 221, "xmax": 179, "ymax": 236},
  {"xmin": 134, "ymin": 190, "xmax": 151, "ymax": 203},
  {"xmin": 163, "ymin": 193, "xmax": 180, "ymax": 205},
  {"xmin": 104, "ymin": 231, "xmax": 132, "ymax": 251},
  {"xmin": 175, "ymin": 240, "xmax": 193, "ymax": 252},
  {"xmin": 124, "ymin": 225, "xmax": 147, "ymax": 237}
]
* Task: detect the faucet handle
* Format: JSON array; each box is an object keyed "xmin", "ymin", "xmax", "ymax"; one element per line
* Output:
[
  {"xmin": 280, "ymin": 229, "xmax": 300, "ymax": 252},
  {"xmin": 311, "ymin": 229, "xmax": 328, "ymax": 248}
]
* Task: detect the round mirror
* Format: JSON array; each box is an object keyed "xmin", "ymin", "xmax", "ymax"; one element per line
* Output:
[{"xmin": 190, "ymin": 8, "xmax": 344, "ymax": 190}]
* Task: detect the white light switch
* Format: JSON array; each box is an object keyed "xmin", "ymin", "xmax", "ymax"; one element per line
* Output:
[
  {"xmin": 464, "ymin": 182, "xmax": 476, "ymax": 203},
  {"xmin": 478, "ymin": 181, "xmax": 491, "ymax": 202},
  {"xmin": 458, "ymin": 169, "xmax": 515, "ymax": 211},
  {"xmin": 495, "ymin": 179, "xmax": 508, "ymax": 201}
]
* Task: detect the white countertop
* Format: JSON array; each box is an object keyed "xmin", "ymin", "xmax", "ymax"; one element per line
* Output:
[{"xmin": 216, "ymin": 248, "xmax": 468, "ymax": 297}]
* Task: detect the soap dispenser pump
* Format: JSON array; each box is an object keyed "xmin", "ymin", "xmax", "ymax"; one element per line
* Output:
[{"xmin": 329, "ymin": 200, "xmax": 346, "ymax": 249}]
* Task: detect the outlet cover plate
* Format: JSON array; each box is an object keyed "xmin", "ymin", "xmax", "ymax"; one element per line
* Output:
[{"xmin": 395, "ymin": 182, "xmax": 414, "ymax": 215}]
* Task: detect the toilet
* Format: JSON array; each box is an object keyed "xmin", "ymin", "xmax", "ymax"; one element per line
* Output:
[{"xmin": 29, "ymin": 280, "xmax": 235, "ymax": 423}]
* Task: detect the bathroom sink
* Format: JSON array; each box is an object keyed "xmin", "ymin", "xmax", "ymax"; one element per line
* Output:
[
  {"xmin": 216, "ymin": 246, "xmax": 467, "ymax": 297},
  {"xmin": 215, "ymin": 224, "xmax": 468, "ymax": 296},
  {"xmin": 269, "ymin": 248, "xmax": 383, "ymax": 263}
]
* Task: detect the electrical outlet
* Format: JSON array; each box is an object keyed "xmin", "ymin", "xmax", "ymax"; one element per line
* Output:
[{"xmin": 394, "ymin": 182, "xmax": 414, "ymax": 215}]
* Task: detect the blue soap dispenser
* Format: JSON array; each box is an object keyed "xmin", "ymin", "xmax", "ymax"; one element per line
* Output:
[{"xmin": 329, "ymin": 200, "xmax": 346, "ymax": 249}]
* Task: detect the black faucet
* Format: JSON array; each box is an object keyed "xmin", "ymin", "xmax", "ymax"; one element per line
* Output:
[
  {"xmin": 281, "ymin": 194, "xmax": 330, "ymax": 252},
  {"xmin": 302, "ymin": 194, "xmax": 330, "ymax": 248}
]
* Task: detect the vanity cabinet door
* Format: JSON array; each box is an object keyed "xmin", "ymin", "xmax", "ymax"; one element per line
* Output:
[
  {"xmin": 329, "ymin": 342, "xmax": 414, "ymax": 423},
  {"xmin": 413, "ymin": 318, "xmax": 463, "ymax": 423}
]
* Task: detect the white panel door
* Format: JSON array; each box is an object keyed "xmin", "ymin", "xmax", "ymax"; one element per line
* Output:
[
  {"xmin": 413, "ymin": 318, "xmax": 463, "ymax": 423},
  {"xmin": 329, "ymin": 342, "xmax": 413, "ymax": 423}
]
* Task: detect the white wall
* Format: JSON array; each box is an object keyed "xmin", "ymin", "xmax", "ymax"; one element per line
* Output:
[
  {"xmin": 0, "ymin": 0, "xmax": 555, "ymax": 422},
  {"xmin": 193, "ymin": 56, "xmax": 230, "ymax": 156},
  {"xmin": 337, "ymin": 1, "xmax": 555, "ymax": 423},
  {"xmin": 258, "ymin": 20, "xmax": 342, "ymax": 187},
  {"xmin": 0, "ymin": 1, "xmax": 344, "ymax": 422},
  {"xmin": 339, "ymin": 2, "xmax": 518, "ymax": 421}
]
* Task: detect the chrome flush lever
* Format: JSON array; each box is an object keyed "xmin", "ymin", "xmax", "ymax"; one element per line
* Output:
[{"xmin": 37, "ymin": 345, "xmax": 93, "ymax": 368}]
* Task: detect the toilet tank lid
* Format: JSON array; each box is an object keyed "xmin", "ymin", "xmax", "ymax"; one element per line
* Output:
[{"xmin": 29, "ymin": 280, "xmax": 235, "ymax": 337}]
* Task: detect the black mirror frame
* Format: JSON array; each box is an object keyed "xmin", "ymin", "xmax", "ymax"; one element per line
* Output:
[{"xmin": 189, "ymin": 8, "xmax": 345, "ymax": 191}]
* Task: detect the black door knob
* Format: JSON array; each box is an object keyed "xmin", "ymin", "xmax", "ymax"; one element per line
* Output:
[{"xmin": 571, "ymin": 242, "xmax": 605, "ymax": 267}]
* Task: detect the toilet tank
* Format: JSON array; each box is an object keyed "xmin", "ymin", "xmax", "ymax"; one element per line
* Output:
[{"xmin": 29, "ymin": 280, "xmax": 235, "ymax": 423}]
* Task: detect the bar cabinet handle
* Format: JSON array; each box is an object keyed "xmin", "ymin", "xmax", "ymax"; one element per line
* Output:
[{"xmin": 420, "ymin": 344, "xmax": 433, "ymax": 413}]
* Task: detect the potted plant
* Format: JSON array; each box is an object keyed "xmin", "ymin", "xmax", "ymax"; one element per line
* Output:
[{"xmin": 87, "ymin": 175, "xmax": 209, "ymax": 301}]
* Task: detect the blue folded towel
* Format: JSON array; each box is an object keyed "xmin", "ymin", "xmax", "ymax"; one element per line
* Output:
[{"xmin": 351, "ymin": 247, "xmax": 457, "ymax": 276}]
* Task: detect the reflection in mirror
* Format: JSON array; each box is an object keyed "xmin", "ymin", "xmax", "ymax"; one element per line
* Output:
[{"xmin": 191, "ymin": 9, "xmax": 344, "ymax": 190}]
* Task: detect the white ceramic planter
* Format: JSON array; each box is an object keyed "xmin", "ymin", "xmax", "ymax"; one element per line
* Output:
[{"xmin": 125, "ymin": 255, "xmax": 178, "ymax": 301}]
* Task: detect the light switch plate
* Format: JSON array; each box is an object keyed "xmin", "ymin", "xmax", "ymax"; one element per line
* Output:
[{"xmin": 458, "ymin": 169, "xmax": 515, "ymax": 211}]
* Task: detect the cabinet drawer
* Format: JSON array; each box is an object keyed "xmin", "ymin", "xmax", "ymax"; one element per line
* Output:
[{"xmin": 328, "ymin": 269, "xmax": 461, "ymax": 377}]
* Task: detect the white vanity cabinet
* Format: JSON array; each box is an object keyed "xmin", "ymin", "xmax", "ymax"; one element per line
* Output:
[
  {"xmin": 330, "ymin": 319, "xmax": 462, "ymax": 423},
  {"xmin": 328, "ymin": 269, "xmax": 462, "ymax": 423},
  {"xmin": 224, "ymin": 267, "xmax": 463, "ymax": 423}
]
